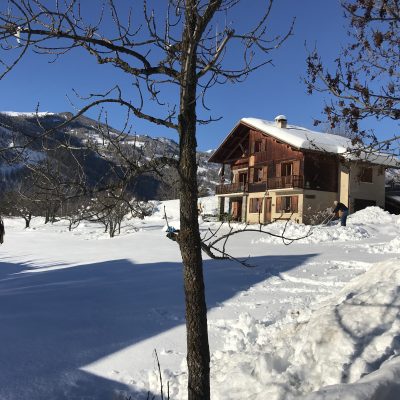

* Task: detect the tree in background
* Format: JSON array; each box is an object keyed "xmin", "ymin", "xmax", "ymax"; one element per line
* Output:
[
  {"xmin": 0, "ymin": 1, "xmax": 293, "ymax": 398},
  {"xmin": 0, "ymin": 179, "xmax": 38, "ymax": 228},
  {"xmin": 306, "ymin": 0, "xmax": 400, "ymax": 156}
]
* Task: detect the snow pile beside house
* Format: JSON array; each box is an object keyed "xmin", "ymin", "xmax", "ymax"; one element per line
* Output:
[
  {"xmin": 253, "ymin": 221, "xmax": 370, "ymax": 245},
  {"xmin": 167, "ymin": 258, "xmax": 400, "ymax": 400},
  {"xmin": 348, "ymin": 206, "xmax": 397, "ymax": 225},
  {"xmin": 251, "ymin": 207, "xmax": 400, "ymax": 246},
  {"xmin": 367, "ymin": 237, "xmax": 400, "ymax": 254}
]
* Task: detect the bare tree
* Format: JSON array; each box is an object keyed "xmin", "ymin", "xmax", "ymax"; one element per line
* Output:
[
  {"xmin": 306, "ymin": 0, "xmax": 400, "ymax": 156},
  {"xmin": 61, "ymin": 197, "xmax": 87, "ymax": 231},
  {"xmin": 0, "ymin": 183, "xmax": 37, "ymax": 228},
  {"xmin": 0, "ymin": 2, "xmax": 293, "ymax": 398}
]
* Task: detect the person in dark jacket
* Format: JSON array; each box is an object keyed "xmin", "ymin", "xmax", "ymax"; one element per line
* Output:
[{"xmin": 332, "ymin": 201, "xmax": 349, "ymax": 227}]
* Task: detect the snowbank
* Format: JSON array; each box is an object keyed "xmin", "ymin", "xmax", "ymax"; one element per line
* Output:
[
  {"xmin": 348, "ymin": 206, "xmax": 398, "ymax": 225},
  {"xmin": 253, "ymin": 221, "xmax": 370, "ymax": 245},
  {"xmin": 2, "ymin": 198, "xmax": 400, "ymax": 400},
  {"xmin": 367, "ymin": 236, "xmax": 400, "ymax": 254},
  {"xmin": 302, "ymin": 357, "xmax": 400, "ymax": 400},
  {"xmin": 163, "ymin": 258, "xmax": 400, "ymax": 400},
  {"xmin": 291, "ymin": 258, "xmax": 400, "ymax": 396}
]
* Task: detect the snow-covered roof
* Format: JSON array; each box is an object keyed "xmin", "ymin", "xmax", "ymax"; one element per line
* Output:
[{"xmin": 242, "ymin": 118, "xmax": 399, "ymax": 167}]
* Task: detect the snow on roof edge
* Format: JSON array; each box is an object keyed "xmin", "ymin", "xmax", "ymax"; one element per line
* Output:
[{"xmin": 241, "ymin": 117, "xmax": 399, "ymax": 167}]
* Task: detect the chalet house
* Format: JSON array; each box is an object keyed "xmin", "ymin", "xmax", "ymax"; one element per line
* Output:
[{"xmin": 208, "ymin": 115, "xmax": 399, "ymax": 224}]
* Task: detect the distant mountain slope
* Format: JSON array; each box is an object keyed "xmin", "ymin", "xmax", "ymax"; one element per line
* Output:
[{"xmin": 0, "ymin": 112, "xmax": 219, "ymax": 200}]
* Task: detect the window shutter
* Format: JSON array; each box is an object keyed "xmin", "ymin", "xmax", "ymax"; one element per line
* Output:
[
  {"xmin": 276, "ymin": 196, "xmax": 282, "ymax": 212},
  {"xmin": 263, "ymin": 166, "xmax": 268, "ymax": 181},
  {"xmin": 291, "ymin": 196, "xmax": 298, "ymax": 212},
  {"xmin": 276, "ymin": 163, "xmax": 281, "ymax": 177},
  {"xmin": 293, "ymin": 160, "xmax": 300, "ymax": 175}
]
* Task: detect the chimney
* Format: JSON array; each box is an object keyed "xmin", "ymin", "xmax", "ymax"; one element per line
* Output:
[{"xmin": 275, "ymin": 114, "xmax": 287, "ymax": 129}]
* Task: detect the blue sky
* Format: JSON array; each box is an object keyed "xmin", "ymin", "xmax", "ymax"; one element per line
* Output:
[{"xmin": 0, "ymin": 0, "xmax": 392, "ymax": 151}]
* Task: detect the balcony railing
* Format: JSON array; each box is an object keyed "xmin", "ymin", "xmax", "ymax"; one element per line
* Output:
[
  {"xmin": 216, "ymin": 175, "xmax": 304, "ymax": 195},
  {"xmin": 215, "ymin": 182, "xmax": 247, "ymax": 195},
  {"xmin": 247, "ymin": 176, "xmax": 303, "ymax": 192},
  {"xmin": 248, "ymin": 182, "xmax": 267, "ymax": 192},
  {"xmin": 268, "ymin": 175, "xmax": 304, "ymax": 189}
]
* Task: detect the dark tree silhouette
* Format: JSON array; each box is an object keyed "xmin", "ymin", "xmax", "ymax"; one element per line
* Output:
[
  {"xmin": 306, "ymin": 0, "xmax": 400, "ymax": 155},
  {"xmin": 0, "ymin": 1, "xmax": 293, "ymax": 398}
]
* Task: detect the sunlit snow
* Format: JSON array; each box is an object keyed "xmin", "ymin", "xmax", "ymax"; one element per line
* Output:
[{"xmin": 0, "ymin": 199, "xmax": 399, "ymax": 400}]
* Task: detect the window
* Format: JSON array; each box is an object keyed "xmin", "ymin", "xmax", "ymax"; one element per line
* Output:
[
  {"xmin": 254, "ymin": 167, "xmax": 264, "ymax": 182},
  {"xmin": 254, "ymin": 140, "xmax": 263, "ymax": 153},
  {"xmin": 238, "ymin": 172, "xmax": 247, "ymax": 184},
  {"xmin": 249, "ymin": 198, "xmax": 263, "ymax": 213},
  {"xmin": 281, "ymin": 162, "xmax": 293, "ymax": 177},
  {"xmin": 360, "ymin": 167, "xmax": 373, "ymax": 183},
  {"xmin": 354, "ymin": 198, "xmax": 376, "ymax": 211},
  {"xmin": 276, "ymin": 196, "xmax": 298, "ymax": 213}
]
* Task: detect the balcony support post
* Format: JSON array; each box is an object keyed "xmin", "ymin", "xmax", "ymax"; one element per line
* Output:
[
  {"xmin": 241, "ymin": 196, "xmax": 248, "ymax": 223},
  {"xmin": 218, "ymin": 196, "xmax": 225, "ymax": 221}
]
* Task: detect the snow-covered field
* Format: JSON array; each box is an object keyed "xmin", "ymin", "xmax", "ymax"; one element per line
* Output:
[{"xmin": 1, "ymin": 198, "xmax": 400, "ymax": 400}]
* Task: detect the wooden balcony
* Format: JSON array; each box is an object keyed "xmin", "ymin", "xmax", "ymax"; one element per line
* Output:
[
  {"xmin": 268, "ymin": 175, "xmax": 304, "ymax": 189},
  {"xmin": 215, "ymin": 182, "xmax": 247, "ymax": 195},
  {"xmin": 248, "ymin": 182, "xmax": 267, "ymax": 192},
  {"xmin": 216, "ymin": 175, "xmax": 304, "ymax": 195},
  {"xmin": 248, "ymin": 176, "xmax": 303, "ymax": 192}
]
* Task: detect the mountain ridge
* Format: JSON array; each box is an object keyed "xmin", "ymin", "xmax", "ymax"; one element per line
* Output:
[{"xmin": 0, "ymin": 111, "xmax": 219, "ymax": 200}]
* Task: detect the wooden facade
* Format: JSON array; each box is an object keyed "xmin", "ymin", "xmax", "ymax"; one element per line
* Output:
[
  {"xmin": 214, "ymin": 126, "xmax": 310, "ymax": 196},
  {"xmin": 210, "ymin": 119, "xmax": 391, "ymax": 223},
  {"xmin": 210, "ymin": 121, "xmax": 341, "ymax": 223}
]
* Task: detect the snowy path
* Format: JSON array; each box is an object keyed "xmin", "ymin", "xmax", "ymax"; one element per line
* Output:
[{"xmin": 0, "ymin": 201, "xmax": 399, "ymax": 399}]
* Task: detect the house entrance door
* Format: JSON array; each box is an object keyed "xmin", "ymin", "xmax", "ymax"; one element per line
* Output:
[
  {"xmin": 230, "ymin": 198, "xmax": 243, "ymax": 221},
  {"xmin": 264, "ymin": 197, "xmax": 272, "ymax": 223}
]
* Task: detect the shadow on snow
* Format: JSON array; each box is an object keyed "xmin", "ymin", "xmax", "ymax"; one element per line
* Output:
[{"xmin": 0, "ymin": 253, "xmax": 317, "ymax": 399}]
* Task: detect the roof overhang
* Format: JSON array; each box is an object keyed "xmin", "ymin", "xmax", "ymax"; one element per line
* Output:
[
  {"xmin": 209, "ymin": 118, "xmax": 400, "ymax": 168},
  {"xmin": 208, "ymin": 121, "xmax": 250, "ymax": 164}
]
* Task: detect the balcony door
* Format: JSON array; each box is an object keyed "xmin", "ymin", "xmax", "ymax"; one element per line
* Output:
[
  {"xmin": 281, "ymin": 162, "xmax": 293, "ymax": 188},
  {"xmin": 238, "ymin": 172, "xmax": 247, "ymax": 190}
]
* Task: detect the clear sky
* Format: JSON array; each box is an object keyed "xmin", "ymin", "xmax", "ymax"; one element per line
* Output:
[{"xmin": 0, "ymin": 0, "xmax": 392, "ymax": 151}]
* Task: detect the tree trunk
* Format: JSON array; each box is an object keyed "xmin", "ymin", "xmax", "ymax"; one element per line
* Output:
[
  {"xmin": 178, "ymin": 9, "xmax": 210, "ymax": 400},
  {"xmin": 109, "ymin": 220, "xmax": 115, "ymax": 238},
  {"xmin": 24, "ymin": 213, "xmax": 31, "ymax": 229},
  {"xmin": 45, "ymin": 209, "xmax": 50, "ymax": 224}
]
